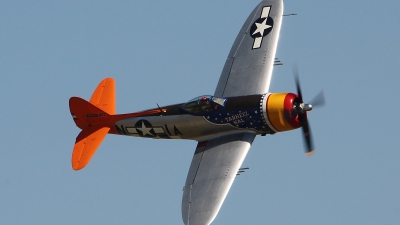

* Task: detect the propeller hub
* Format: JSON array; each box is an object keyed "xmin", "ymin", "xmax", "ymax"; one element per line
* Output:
[
  {"xmin": 302, "ymin": 103, "xmax": 313, "ymax": 112},
  {"xmin": 294, "ymin": 102, "xmax": 313, "ymax": 114}
]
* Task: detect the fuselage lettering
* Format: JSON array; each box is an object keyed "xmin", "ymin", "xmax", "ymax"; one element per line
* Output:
[
  {"xmin": 224, "ymin": 111, "xmax": 248, "ymax": 125},
  {"xmin": 86, "ymin": 113, "xmax": 106, "ymax": 118},
  {"xmin": 115, "ymin": 124, "xmax": 127, "ymax": 135},
  {"xmin": 174, "ymin": 125, "xmax": 183, "ymax": 135}
]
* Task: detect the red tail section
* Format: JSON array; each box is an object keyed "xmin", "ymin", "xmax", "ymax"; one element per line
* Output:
[
  {"xmin": 69, "ymin": 97, "xmax": 110, "ymax": 129},
  {"xmin": 69, "ymin": 78, "xmax": 116, "ymax": 170}
]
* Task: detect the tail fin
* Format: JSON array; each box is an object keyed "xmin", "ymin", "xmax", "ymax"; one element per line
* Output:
[{"xmin": 69, "ymin": 77, "xmax": 116, "ymax": 170}]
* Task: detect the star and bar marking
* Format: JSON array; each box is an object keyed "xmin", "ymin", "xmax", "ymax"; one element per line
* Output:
[
  {"xmin": 250, "ymin": 6, "xmax": 274, "ymax": 49},
  {"xmin": 120, "ymin": 119, "xmax": 183, "ymax": 138}
]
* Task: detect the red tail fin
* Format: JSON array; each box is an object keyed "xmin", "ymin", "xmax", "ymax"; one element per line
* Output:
[
  {"xmin": 69, "ymin": 97, "xmax": 110, "ymax": 129},
  {"xmin": 69, "ymin": 78, "xmax": 116, "ymax": 170}
]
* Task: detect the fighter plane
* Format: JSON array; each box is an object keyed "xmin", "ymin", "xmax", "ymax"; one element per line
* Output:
[{"xmin": 69, "ymin": 0, "xmax": 324, "ymax": 224}]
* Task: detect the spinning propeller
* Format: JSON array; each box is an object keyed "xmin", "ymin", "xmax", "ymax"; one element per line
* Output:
[{"xmin": 292, "ymin": 67, "xmax": 325, "ymax": 156}]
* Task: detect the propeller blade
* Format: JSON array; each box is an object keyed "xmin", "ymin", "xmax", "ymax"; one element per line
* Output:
[
  {"xmin": 309, "ymin": 90, "xmax": 325, "ymax": 107},
  {"xmin": 293, "ymin": 65, "xmax": 316, "ymax": 156},
  {"xmin": 301, "ymin": 115, "xmax": 314, "ymax": 156},
  {"xmin": 292, "ymin": 65, "xmax": 303, "ymax": 102}
]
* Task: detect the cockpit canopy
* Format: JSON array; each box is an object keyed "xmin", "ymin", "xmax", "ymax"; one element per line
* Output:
[{"xmin": 180, "ymin": 95, "xmax": 226, "ymax": 115}]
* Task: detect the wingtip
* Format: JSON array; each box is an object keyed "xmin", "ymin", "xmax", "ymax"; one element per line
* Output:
[{"xmin": 72, "ymin": 162, "xmax": 85, "ymax": 171}]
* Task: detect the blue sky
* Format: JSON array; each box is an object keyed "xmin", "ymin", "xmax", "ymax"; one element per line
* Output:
[{"xmin": 1, "ymin": 0, "xmax": 400, "ymax": 224}]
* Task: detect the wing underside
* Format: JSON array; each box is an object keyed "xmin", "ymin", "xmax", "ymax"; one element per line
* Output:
[
  {"xmin": 181, "ymin": 1, "xmax": 283, "ymax": 224},
  {"xmin": 214, "ymin": 0, "xmax": 283, "ymax": 97},
  {"xmin": 182, "ymin": 133, "xmax": 256, "ymax": 225}
]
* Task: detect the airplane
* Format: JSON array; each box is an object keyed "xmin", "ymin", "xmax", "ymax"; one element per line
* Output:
[{"xmin": 69, "ymin": 0, "xmax": 324, "ymax": 224}]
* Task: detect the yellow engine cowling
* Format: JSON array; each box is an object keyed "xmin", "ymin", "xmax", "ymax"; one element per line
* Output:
[{"xmin": 262, "ymin": 93, "xmax": 303, "ymax": 132}]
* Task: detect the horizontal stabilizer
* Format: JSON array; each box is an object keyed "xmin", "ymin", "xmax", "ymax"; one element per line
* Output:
[
  {"xmin": 89, "ymin": 77, "xmax": 116, "ymax": 115},
  {"xmin": 72, "ymin": 127, "xmax": 110, "ymax": 170}
]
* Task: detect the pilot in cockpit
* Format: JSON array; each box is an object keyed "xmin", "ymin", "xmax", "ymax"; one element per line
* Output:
[
  {"xmin": 199, "ymin": 96, "xmax": 210, "ymax": 110},
  {"xmin": 180, "ymin": 95, "xmax": 225, "ymax": 115}
]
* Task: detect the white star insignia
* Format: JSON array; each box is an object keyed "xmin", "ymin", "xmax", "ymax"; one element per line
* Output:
[
  {"xmin": 137, "ymin": 121, "xmax": 152, "ymax": 136},
  {"xmin": 252, "ymin": 18, "xmax": 271, "ymax": 36}
]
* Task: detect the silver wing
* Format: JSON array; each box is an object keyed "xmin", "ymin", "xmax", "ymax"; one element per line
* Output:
[
  {"xmin": 181, "ymin": 1, "xmax": 284, "ymax": 224},
  {"xmin": 182, "ymin": 133, "xmax": 256, "ymax": 225},
  {"xmin": 214, "ymin": 0, "xmax": 283, "ymax": 97}
]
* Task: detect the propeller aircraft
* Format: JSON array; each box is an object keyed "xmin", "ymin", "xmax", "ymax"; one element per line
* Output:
[{"xmin": 69, "ymin": 0, "xmax": 324, "ymax": 224}]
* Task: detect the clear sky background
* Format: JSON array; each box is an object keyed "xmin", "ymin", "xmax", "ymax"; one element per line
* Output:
[{"xmin": 1, "ymin": 0, "xmax": 399, "ymax": 224}]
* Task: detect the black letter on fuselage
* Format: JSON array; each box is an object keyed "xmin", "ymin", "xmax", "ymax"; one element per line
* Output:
[
  {"xmin": 164, "ymin": 124, "xmax": 172, "ymax": 135},
  {"xmin": 174, "ymin": 125, "xmax": 183, "ymax": 135},
  {"xmin": 115, "ymin": 125, "xmax": 127, "ymax": 135}
]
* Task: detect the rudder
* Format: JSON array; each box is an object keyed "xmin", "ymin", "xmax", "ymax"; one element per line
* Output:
[{"xmin": 69, "ymin": 97, "xmax": 110, "ymax": 129}]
